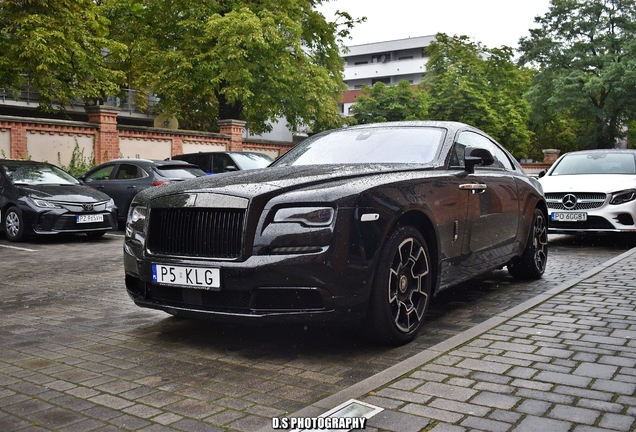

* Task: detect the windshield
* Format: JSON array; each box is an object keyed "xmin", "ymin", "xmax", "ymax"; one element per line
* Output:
[
  {"xmin": 1, "ymin": 162, "xmax": 79, "ymax": 185},
  {"xmin": 551, "ymin": 152, "xmax": 636, "ymax": 175},
  {"xmin": 231, "ymin": 153, "xmax": 273, "ymax": 170},
  {"xmin": 272, "ymin": 127, "xmax": 445, "ymax": 167}
]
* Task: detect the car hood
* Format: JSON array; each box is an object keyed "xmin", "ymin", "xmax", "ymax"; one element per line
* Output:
[
  {"xmin": 139, "ymin": 163, "xmax": 438, "ymax": 202},
  {"xmin": 16, "ymin": 184, "xmax": 112, "ymax": 203},
  {"xmin": 539, "ymin": 174, "xmax": 636, "ymax": 193}
]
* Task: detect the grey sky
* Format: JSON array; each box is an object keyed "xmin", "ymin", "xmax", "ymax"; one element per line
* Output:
[{"xmin": 317, "ymin": 0, "xmax": 553, "ymax": 50}]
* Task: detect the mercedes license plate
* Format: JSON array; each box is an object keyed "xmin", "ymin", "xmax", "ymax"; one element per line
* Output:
[
  {"xmin": 551, "ymin": 212, "xmax": 587, "ymax": 222},
  {"xmin": 152, "ymin": 264, "xmax": 220, "ymax": 290},
  {"xmin": 76, "ymin": 214, "xmax": 104, "ymax": 223}
]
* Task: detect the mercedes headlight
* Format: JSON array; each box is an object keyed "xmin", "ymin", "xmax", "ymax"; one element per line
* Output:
[{"xmin": 610, "ymin": 189, "xmax": 636, "ymax": 205}]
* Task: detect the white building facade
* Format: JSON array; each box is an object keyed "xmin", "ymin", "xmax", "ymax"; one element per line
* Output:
[{"xmin": 340, "ymin": 35, "xmax": 435, "ymax": 116}]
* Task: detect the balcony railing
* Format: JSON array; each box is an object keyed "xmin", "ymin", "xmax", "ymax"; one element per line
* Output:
[{"xmin": 0, "ymin": 83, "xmax": 159, "ymax": 117}]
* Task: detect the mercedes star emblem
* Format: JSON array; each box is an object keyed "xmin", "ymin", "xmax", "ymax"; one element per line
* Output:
[{"xmin": 562, "ymin": 194, "xmax": 578, "ymax": 210}]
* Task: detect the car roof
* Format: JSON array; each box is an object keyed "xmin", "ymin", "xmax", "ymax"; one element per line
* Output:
[
  {"xmin": 563, "ymin": 149, "xmax": 636, "ymax": 155},
  {"xmin": 0, "ymin": 159, "xmax": 52, "ymax": 165},
  {"xmin": 173, "ymin": 151, "xmax": 270, "ymax": 156},
  {"xmin": 101, "ymin": 158, "xmax": 197, "ymax": 167}
]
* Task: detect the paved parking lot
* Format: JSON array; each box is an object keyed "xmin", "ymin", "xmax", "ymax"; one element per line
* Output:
[{"xmin": 0, "ymin": 231, "xmax": 634, "ymax": 431}]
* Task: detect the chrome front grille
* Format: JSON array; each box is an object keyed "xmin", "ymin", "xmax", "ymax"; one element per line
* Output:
[
  {"xmin": 545, "ymin": 192, "xmax": 606, "ymax": 211},
  {"xmin": 147, "ymin": 208, "xmax": 245, "ymax": 259}
]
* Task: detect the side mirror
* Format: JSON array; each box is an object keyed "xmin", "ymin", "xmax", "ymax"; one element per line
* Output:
[
  {"xmin": 538, "ymin": 169, "xmax": 547, "ymax": 178},
  {"xmin": 464, "ymin": 147, "xmax": 495, "ymax": 174},
  {"xmin": 224, "ymin": 165, "xmax": 238, "ymax": 172}
]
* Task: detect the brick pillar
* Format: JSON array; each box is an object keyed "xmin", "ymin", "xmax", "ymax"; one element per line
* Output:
[
  {"xmin": 86, "ymin": 105, "xmax": 120, "ymax": 164},
  {"xmin": 171, "ymin": 136, "xmax": 183, "ymax": 156},
  {"xmin": 218, "ymin": 119, "xmax": 246, "ymax": 152},
  {"xmin": 10, "ymin": 123, "xmax": 27, "ymax": 159},
  {"xmin": 542, "ymin": 149, "xmax": 561, "ymax": 165}
]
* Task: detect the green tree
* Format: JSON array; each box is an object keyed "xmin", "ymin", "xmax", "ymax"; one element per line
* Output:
[
  {"xmin": 104, "ymin": 0, "xmax": 362, "ymax": 133},
  {"xmin": 350, "ymin": 80, "xmax": 429, "ymax": 124},
  {"xmin": 0, "ymin": 0, "xmax": 126, "ymax": 109},
  {"xmin": 518, "ymin": 0, "xmax": 636, "ymax": 149},
  {"xmin": 421, "ymin": 34, "xmax": 532, "ymax": 158}
]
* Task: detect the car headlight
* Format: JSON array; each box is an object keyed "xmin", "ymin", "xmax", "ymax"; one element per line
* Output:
[
  {"xmin": 30, "ymin": 198, "xmax": 61, "ymax": 209},
  {"xmin": 107, "ymin": 198, "xmax": 116, "ymax": 209},
  {"xmin": 126, "ymin": 205, "xmax": 148, "ymax": 239},
  {"xmin": 610, "ymin": 189, "xmax": 636, "ymax": 205},
  {"xmin": 273, "ymin": 206, "xmax": 335, "ymax": 227}
]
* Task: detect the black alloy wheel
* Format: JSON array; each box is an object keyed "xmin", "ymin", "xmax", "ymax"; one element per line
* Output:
[
  {"xmin": 368, "ymin": 225, "xmax": 432, "ymax": 345},
  {"xmin": 508, "ymin": 208, "xmax": 548, "ymax": 279}
]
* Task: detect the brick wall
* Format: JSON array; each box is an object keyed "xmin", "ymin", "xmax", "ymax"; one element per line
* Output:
[{"xmin": 0, "ymin": 112, "xmax": 294, "ymax": 167}]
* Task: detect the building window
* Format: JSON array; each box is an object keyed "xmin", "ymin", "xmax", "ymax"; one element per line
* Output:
[
  {"xmin": 398, "ymin": 56, "xmax": 414, "ymax": 60},
  {"xmin": 354, "ymin": 61, "xmax": 368, "ymax": 65},
  {"xmin": 372, "ymin": 77, "xmax": 391, "ymax": 85},
  {"xmin": 372, "ymin": 53, "xmax": 391, "ymax": 63},
  {"xmin": 354, "ymin": 85, "xmax": 364, "ymax": 90}
]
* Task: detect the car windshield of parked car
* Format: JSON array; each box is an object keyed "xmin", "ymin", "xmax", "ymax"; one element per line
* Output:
[
  {"xmin": 2, "ymin": 162, "xmax": 80, "ymax": 185},
  {"xmin": 272, "ymin": 127, "xmax": 445, "ymax": 166},
  {"xmin": 231, "ymin": 153, "xmax": 273, "ymax": 170},
  {"xmin": 156, "ymin": 166, "xmax": 206, "ymax": 179},
  {"xmin": 551, "ymin": 153, "xmax": 636, "ymax": 176}
]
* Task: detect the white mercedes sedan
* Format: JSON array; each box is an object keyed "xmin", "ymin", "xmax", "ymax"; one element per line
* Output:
[{"xmin": 538, "ymin": 149, "xmax": 636, "ymax": 233}]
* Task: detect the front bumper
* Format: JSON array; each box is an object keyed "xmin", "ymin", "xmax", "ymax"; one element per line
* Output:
[
  {"xmin": 547, "ymin": 203, "xmax": 636, "ymax": 233},
  {"xmin": 123, "ymin": 245, "xmax": 371, "ymax": 323},
  {"xmin": 28, "ymin": 209, "xmax": 117, "ymax": 235}
]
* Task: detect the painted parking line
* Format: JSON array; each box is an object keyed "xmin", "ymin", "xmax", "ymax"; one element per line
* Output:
[{"xmin": 0, "ymin": 244, "xmax": 38, "ymax": 252}]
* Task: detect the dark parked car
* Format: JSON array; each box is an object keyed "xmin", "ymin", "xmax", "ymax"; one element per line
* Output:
[
  {"xmin": 0, "ymin": 159, "xmax": 117, "ymax": 242},
  {"xmin": 79, "ymin": 159, "xmax": 206, "ymax": 223},
  {"xmin": 124, "ymin": 121, "xmax": 548, "ymax": 345},
  {"xmin": 172, "ymin": 151, "xmax": 273, "ymax": 175}
]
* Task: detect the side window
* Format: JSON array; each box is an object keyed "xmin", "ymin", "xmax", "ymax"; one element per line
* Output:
[
  {"xmin": 449, "ymin": 143, "xmax": 466, "ymax": 168},
  {"xmin": 456, "ymin": 132, "xmax": 513, "ymax": 171},
  {"xmin": 85, "ymin": 165, "xmax": 115, "ymax": 181},
  {"xmin": 212, "ymin": 154, "xmax": 234, "ymax": 173},
  {"xmin": 114, "ymin": 164, "xmax": 141, "ymax": 180}
]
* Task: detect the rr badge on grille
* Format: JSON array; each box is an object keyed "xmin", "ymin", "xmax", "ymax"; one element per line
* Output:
[{"xmin": 186, "ymin": 194, "xmax": 197, "ymax": 207}]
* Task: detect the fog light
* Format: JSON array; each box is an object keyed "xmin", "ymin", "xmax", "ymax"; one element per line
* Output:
[{"xmin": 616, "ymin": 214, "xmax": 635, "ymax": 225}]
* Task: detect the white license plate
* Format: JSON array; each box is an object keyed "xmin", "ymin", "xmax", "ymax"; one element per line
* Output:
[
  {"xmin": 76, "ymin": 214, "xmax": 104, "ymax": 223},
  {"xmin": 551, "ymin": 212, "xmax": 587, "ymax": 222},
  {"xmin": 152, "ymin": 264, "xmax": 220, "ymax": 290}
]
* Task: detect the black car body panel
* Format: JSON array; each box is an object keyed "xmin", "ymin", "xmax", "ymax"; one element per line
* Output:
[
  {"xmin": 123, "ymin": 122, "xmax": 547, "ymax": 342},
  {"xmin": 0, "ymin": 160, "xmax": 118, "ymax": 240}
]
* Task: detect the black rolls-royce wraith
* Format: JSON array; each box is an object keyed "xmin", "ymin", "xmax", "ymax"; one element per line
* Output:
[{"xmin": 123, "ymin": 121, "xmax": 548, "ymax": 344}]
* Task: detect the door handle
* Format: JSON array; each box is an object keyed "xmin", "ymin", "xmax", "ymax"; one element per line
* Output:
[
  {"xmin": 96, "ymin": 185, "xmax": 105, "ymax": 189},
  {"xmin": 127, "ymin": 186, "xmax": 136, "ymax": 189},
  {"xmin": 459, "ymin": 183, "xmax": 487, "ymax": 194}
]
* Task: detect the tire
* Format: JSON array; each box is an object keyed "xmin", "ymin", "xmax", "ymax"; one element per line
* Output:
[
  {"xmin": 4, "ymin": 206, "xmax": 25, "ymax": 242},
  {"xmin": 367, "ymin": 226, "xmax": 433, "ymax": 345},
  {"xmin": 508, "ymin": 208, "xmax": 548, "ymax": 280},
  {"xmin": 86, "ymin": 231, "xmax": 106, "ymax": 238}
]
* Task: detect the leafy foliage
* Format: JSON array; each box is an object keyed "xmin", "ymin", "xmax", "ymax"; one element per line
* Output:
[
  {"xmin": 57, "ymin": 140, "xmax": 96, "ymax": 178},
  {"xmin": 350, "ymin": 81, "xmax": 429, "ymax": 124},
  {"xmin": 102, "ymin": 0, "xmax": 363, "ymax": 134},
  {"xmin": 0, "ymin": 0, "xmax": 126, "ymax": 109},
  {"xmin": 518, "ymin": 0, "xmax": 636, "ymax": 149},
  {"xmin": 421, "ymin": 34, "xmax": 532, "ymax": 158}
]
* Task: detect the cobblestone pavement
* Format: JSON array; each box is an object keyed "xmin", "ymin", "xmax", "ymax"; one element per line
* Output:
[
  {"xmin": 0, "ymin": 232, "xmax": 634, "ymax": 431},
  {"xmin": 286, "ymin": 244, "xmax": 636, "ymax": 432}
]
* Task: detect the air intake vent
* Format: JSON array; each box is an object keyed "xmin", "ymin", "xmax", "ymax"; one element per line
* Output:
[{"xmin": 147, "ymin": 208, "xmax": 245, "ymax": 258}]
